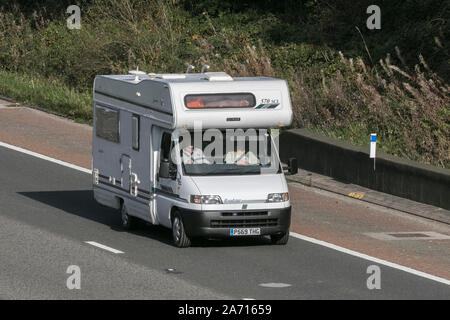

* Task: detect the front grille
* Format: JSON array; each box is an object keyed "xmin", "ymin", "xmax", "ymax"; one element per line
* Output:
[
  {"xmin": 221, "ymin": 211, "xmax": 267, "ymax": 217},
  {"xmin": 210, "ymin": 218, "xmax": 278, "ymax": 228}
]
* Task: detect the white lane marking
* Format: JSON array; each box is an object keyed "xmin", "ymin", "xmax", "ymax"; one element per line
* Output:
[
  {"xmin": 0, "ymin": 141, "xmax": 91, "ymax": 174},
  {"xmin": 290, "ymin": 232, "xmax": 450, "ymax": 286},
  {"xmin": 259, "ymin": 283, "xmax": 292, "ymax": 288},
  {"xmin": 241, "ymin": 298, "xmax": 256, "ymax": 300},
  {"xmin": 1, "ymin": 139, "xmax": 449, "ymax": 286},
  {"xmin": 85, "ymin": 241, "xmax": 124, "ymax": 254},
  {"xmin": 165, "ymin": 268, "xmax": 183, "ymax": 274}
]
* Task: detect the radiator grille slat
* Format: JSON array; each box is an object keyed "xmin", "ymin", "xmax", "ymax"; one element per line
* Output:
[
  {"xmin": 211, "ymin": 218, "xmax": 278, "ymax": 228},
  {"xmin": 221, "ymin": 211, "xmax": 267, "ymax": 217}
]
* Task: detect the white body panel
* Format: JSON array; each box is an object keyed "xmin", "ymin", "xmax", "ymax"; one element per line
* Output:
[
  {"xmin": 190, "ymin": 174, "xmax": 290, "ymax": 209},
  {"xmin": 170, "ymin": 79, "xmax": 292, "ymax": 129}
]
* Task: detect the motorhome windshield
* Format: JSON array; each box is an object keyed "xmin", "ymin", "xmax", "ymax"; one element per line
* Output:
[{"xmin": 178, "ymin": 129, "xmax": 281, "ymax": 176}]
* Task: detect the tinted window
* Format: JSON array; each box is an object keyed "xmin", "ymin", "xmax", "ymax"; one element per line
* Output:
[
  {"xmin": 161, "ymin": 132, "xmax": 171, "ymax": 160},
  {"xmin": 95, "ymin": 106, "xmax": 119, "ymax": 143},
  {"xmin": 184, "ymin": 93, "xmax": 256, "ymax": 109}
]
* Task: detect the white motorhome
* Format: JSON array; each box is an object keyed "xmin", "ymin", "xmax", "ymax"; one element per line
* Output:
[{"xmin": 92, "ymin": 68, "xmax": 297, "ymax": 247}]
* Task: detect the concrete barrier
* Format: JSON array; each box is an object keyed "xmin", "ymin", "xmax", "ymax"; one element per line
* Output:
[{"xmin": 279, "ymin": 129, "xmax": 450, "ymax": 210}]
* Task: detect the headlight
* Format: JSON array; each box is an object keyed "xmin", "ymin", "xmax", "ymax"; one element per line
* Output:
[
  {"xmin": 190, "ymin": 195, "xmax": 223, "ymax": 204},
  {"xmin": 267, "ymin": 192, "xmax": 289, "ymax": 202}
]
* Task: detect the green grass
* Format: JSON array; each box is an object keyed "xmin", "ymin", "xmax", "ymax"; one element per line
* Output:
[
  {"xmin": 0, "ymin": 70, "xmax": 92, "ymax": 123},
  {"xmin": 312, "ymin": 124, "xmax": 407, "ymax": 159}
]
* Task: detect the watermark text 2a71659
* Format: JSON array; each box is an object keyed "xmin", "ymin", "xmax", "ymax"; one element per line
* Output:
[
  {"xmin": 66, "ymin": 265, "xmax": 81, "ymax": 290},
  {"xmin": 67, "ymin": 5, "xmax": 81, "ymax": 30},
  {"xmin": 366, "ymin": 5, "xmax": 381, "ymax": 30},
  {"xmin": 366, "ymin": 265, "xmax": 381, "ymax": 290}
]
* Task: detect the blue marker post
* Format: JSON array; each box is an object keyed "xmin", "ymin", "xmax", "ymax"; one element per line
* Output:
[{"xmin": 370, "ymin": 133, "xmax": 376, "ymax": 170}]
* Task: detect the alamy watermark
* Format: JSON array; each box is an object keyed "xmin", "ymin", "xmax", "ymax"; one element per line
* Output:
[
  {"xmin": 67, "ymin": 5, "xmax": 81, "ymax": 30},
  {"xmin": 166, "ymin": 123, "xmax": 281, "ymax": 176},
  {"xmin": 366, "ymin": 5, "xmax": 381, "ymax": 30},
  {"xmin": 66, "ymin": 265, "xmax": 81, "ymax": 290},
  {"xmin": 366, "ymin": 265, "xmax": 381, "ymax": 290}
]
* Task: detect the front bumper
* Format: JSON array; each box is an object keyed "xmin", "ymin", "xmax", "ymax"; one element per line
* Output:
[{"xmin": 179, "ymin": 207, "xmax": 291, "ymax": 238}]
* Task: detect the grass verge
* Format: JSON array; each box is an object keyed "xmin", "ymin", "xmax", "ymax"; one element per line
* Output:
[{"xmin": 0, "ymin": 70, "xmax": 92, "ymax": 123}]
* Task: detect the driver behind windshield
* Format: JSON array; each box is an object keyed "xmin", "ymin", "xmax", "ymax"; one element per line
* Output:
[{"xmin": 182, "ymin": 145, "xmax": 210, "ymax": 164}]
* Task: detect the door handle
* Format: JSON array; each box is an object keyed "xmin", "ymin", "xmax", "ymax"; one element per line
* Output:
[{"xmin": 131, "ymin": 173, "xmax": 141, "ymax": 197}]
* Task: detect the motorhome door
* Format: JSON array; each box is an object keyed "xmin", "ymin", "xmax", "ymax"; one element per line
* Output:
[
  {"xmin": 155, "ymin": 131, "xmax": 179, "ymax": 227},
  {"xmin": 121, "ymin": 154, "xmax": 131, "ymax": 192}
]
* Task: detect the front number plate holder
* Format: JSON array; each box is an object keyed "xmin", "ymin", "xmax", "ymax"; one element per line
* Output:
[{"xmin": 230, "ymin": 228, "xmax": 261, "ymax": 236}]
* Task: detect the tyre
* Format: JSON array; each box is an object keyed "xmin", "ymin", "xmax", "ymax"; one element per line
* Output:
[
  {"xmin": 270, "ymin": 232, "xmax": 289, "ymax": 245},
  {"xmin": 120, "ymin": 202, "xmax": 137, "ymax": 230},
  {"xmin": 172, "ymin": 212, "xmax": 191, "ymax": 248}
]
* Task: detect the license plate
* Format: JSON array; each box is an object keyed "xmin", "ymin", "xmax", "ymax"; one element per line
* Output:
[{"xmin": 230, "ymin": 228, "xmax": 261, "ymax": 236}]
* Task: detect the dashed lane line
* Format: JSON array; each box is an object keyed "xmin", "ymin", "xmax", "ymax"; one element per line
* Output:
[{"xmin": 85, "ymin": 241, "xmax": 124, "ymax": 254}]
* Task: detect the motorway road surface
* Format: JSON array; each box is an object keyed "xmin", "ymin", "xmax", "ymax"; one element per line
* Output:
[{"xmin": 1, "ymin": 146, "xmax": 449, "ymax": 299}]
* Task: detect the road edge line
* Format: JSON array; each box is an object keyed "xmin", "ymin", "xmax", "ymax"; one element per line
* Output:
[
  {"xmin": 0, "ymin": 141, "xmax": 91, "ymax": 174},
  {"xmin": 290, "ymin": 231, "xmax": 450, "ymax": 286}
]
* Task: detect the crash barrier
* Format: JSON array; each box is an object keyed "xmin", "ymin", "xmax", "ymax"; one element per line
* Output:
[{"xmin": 279, "ymin": 129, "xmax": 450, "ymax": 210}]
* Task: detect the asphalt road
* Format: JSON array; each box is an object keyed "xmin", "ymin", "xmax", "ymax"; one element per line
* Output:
[{"xmin": 1, "ymin": 146, "xmax": 449, "ymax": 299}]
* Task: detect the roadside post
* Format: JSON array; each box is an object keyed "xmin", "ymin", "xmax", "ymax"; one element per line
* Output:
[{"xmin": 370, "ymin": 133, "xmax": 376, "ymax": 170}]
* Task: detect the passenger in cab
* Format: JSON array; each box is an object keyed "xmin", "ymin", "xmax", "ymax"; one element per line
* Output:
[
  {"xmin": 225, "ymin": 148, "xmax": 259, "ymax": 166},
  {"xmin": 182, "ymin": 145, "xmax": 210, "ymax": 164}
]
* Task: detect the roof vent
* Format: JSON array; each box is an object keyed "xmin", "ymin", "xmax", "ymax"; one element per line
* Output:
[
  {"xmin": 203, "ymin": 72, "xmax": 233, "ymax": 81},
  {"xmin": 156, "ymin": 74, "xmax": 186, "ymax": 79},
  {"xmin": 129, "ymin": 67, "xmax": 146, "ymax": 81}
]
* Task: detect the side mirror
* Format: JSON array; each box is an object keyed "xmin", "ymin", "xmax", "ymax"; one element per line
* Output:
[
  {"xmin": 159, "ymin": 159, "xmax": 170, "ymax": 179},
  {"xmin": 288, "ymin": 157, "xmax": 298, "ymax": 175}
]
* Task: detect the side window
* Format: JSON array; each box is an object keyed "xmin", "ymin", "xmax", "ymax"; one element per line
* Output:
[
  {"xmin": 160, "ymin": 132, "xmax": 177, "ymax": 180},
  {"xmin": 132, "ymin": 115, "xmax": 140, "ymax": 150},
  {"xmin": 95, "ymin": 106, "xmax": 120, "ymax": 143}
]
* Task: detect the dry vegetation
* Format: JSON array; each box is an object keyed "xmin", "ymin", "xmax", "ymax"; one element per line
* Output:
[
  {"xmin": 291, "ymin": 51, "xmax": 450, "ymax": 167},
  {"xmin": 0, "ymin": 0, "xmax": 448, "ymax": 167}
]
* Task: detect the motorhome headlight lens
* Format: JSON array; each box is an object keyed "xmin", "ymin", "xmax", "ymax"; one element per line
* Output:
[
  {"xmin": 190, "ymin": 195, "xmax": 223, "ymax": 204},
  {"xmin": 267, "ymin": 193, "xmax": 289, "ymax": 202}
]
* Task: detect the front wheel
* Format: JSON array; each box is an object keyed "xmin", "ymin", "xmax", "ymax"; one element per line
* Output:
[
  {"xmin": 270, "ymin": 232, "xmax": 289, "ymax": 245},
  {"xmin": 172, "ymin": 212, "xmax": 191, "ymax": 248}
]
